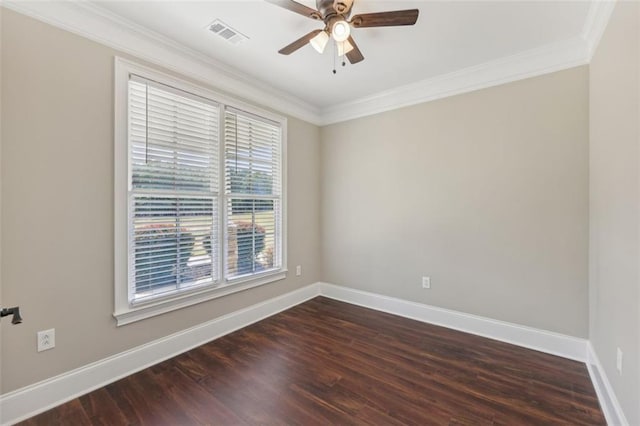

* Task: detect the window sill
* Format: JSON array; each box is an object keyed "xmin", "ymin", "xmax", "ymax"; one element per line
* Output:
[{"xmin": 113, "ymin": 270, "xmax": 287, "ymax": 326}]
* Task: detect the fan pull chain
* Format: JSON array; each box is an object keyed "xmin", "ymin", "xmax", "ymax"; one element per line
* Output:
[
  {"xmin": 332, "ymin": 41, "xmax": 348, "ymax": 73},
  {"xmin": 332, "ymin": 41, "xmax": 337, "ymax": 74}
]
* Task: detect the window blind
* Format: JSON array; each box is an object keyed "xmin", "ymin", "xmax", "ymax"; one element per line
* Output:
[
  {"xmin": 128, "ymin": 77, "xmax": 219, "ymax": 301},
  {"xmin": 224, "ymin": 108, "xmax": 282, "ymax": 279}
]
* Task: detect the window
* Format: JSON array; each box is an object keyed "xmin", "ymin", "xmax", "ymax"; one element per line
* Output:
[
  {"xmin": 114, "ymin": 58, "xmax": 287, "ymax": 325},
  {"xmin": 224, "ymin": 109, "xmax": 283, "ymax": 280},
  {"xmin": 128, "ymin": 77, "xmax": 220, "ymax": 301}
]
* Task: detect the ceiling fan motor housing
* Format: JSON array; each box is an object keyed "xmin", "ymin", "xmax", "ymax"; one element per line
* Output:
[
  {"xmin": 317, "ymin": 0, "xmax": 353, "ymax": 20},
  {"xmin": 333, "ymin": 0, "xmax": 353, "ymax": 14}
]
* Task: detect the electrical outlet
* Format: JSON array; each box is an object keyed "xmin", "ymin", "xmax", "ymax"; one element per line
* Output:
[
  {"xmin": 296, "ymin": 265, "xmax": 302, "ymax": 276},
  {"xmin": 616, "ymin": 347, "xmax": 623, "ymax": 375},
  {"xmin": 422, "ymin": 276, "xmax": 431, "ymax": 289},
  {"xmin": 37, "ymin": 329, "xmax": 55, "ymax": 352}
]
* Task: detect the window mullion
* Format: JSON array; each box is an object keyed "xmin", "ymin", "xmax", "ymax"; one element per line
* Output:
[{"xmin": 219, "ymin": 105, "xmax": 227, "ymax": 283}]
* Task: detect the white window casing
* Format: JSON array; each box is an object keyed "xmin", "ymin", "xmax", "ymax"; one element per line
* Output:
[{"xmin": 114, "ymin": 58, "xmax": 287, "ymax": 326}]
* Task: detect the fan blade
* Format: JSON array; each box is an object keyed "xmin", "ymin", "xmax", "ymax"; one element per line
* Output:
[
  {"xmin": 346, "ymin": 36, "xmax": 364, "ymax": 64},
  {"xmin": 350, "ymin": 9, "xmax": 419, "ymax": 28},
  {"xmin": 264, "ymin": 0, "xmax": 322, "ymax": 20},
  {"xmin": 278, "ymin": 29, "xmax": 323, "ymax": 55}
]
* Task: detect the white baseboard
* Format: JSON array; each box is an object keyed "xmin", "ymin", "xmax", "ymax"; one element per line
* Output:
[
  {"xmin": 0, "ymin": 283, "xmax": 321, "ymax": 426},
  {"xmin": 318, "ymin": 282, "xmax": 588, "ymax": 362},
  {"xmin": 2, "ymin": 282, "xmax": 613, "ymax": 425},
  {"xmin": 586, "ymin": 342, "xmax": 629, "ymax": 426}
]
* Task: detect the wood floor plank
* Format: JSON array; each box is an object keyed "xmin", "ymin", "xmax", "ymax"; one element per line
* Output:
[
  {"xmin": 78, "ymin": 388, "xmax": 128, "ymax": 426},
  {"xmin": 19, "ymin": 399, "xmax": 91, "ymax": 426},
  {"xmin": 18, "ymin": 297, "xmax": 605, "ymax": 425}
]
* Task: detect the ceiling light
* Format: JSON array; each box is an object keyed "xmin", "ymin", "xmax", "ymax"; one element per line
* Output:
[
  {"xmin": 337, "ymin": 40, "xmax": 354, "ymax": 57},
  {"xmin": 310, "ymin": 31, "xmax": 329, "ymax": 54},
  {"xmin": 331, "ymin": 20, "xmax": 351, "ymax": 42}
]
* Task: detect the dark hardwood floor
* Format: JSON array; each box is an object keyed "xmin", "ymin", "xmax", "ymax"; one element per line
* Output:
[{"xmin": 20, "ymin": 297, "xmax": 605, "ymax": 425}]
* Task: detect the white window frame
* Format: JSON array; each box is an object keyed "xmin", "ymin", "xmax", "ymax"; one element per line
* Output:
[{"xmin": 114, "ymin": 58, "xmax": 287, "ymax": 326}]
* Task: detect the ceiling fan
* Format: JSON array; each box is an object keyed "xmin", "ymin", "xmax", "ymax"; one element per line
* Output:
[{"xmin": 266, "ymin": 0, "xmax": 419, "ymax": 65}]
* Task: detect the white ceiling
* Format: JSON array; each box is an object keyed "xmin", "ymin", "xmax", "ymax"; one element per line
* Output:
[
  {"xmin": 5, "ymin": 0, "xmax": 611, "ymax": 124},
  {"xmin": 93, "ymin": 0, "xmax": 591, "ymax": 109}
]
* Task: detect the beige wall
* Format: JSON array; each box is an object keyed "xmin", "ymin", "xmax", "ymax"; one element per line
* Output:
[
  {"xmin": 0, "ymin": 6, "xmax": 4, "ymax": 392},
  {"xmin": 589, "ymin": 2, "xmax": 640, "ymax": 424},
  {"xmin": 321, "ymin": 67, "xmax": 589, "ymax": 337},
  {"xmin": 3, "ymin": 2, "xmax": 635, "ymax": 410},
  {"xmin": 0, "ymin": 9, "xmax": 321, "ymax": 393}
]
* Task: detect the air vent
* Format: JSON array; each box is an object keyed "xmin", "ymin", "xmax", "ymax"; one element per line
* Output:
[{"xmin": 207, "ymin": 19, "xmax": 249, "ymax": 45}]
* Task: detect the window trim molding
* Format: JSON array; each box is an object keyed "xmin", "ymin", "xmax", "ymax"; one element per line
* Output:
[{"xmin": 114, "ymin": 57, "xmax": 287, "ymax": 326}]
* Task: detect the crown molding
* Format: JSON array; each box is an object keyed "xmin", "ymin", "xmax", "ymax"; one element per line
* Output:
[
  {"xmin": 319, "ymin": 36, "xmax": 589, "ymax": 125},
  {"xmin": 1, "ymin": 0, "xmax": 323, "ymax": 126},
  {"xmin": 581, "ymin": 0, "xmax": 616, "ymax": 60},
  {"xmin": 2, "ymin": 1, "xmax": 605, "ymax": 127}
]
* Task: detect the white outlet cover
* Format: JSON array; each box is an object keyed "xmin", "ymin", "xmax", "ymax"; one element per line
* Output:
[
  {"xmin": 37, "ymin": 328, "xmax": 55, "ymax": 352},
  {"xmin": 296, "ymin": 265, "xmax": 302, "ymax": 276},
  {"xmin": 422, "ymin": 277, "xmax": 431, "ymax": 289},
  {"xmin": 616, "ymin": 347, "xmax": 623, "ymax": 374}
]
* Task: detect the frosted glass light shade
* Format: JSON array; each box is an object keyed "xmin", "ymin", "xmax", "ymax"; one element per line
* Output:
[
  {"xmin": 331, "ymin": 20, "xmax": 351, "ymax": 42},
  {"xmin": 337, "ymin": 39, "xmax": 354, "ymax": 57},
  {"xmin": 310, "ymin": 31, "xmax": 329, "ymax": 53}
]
